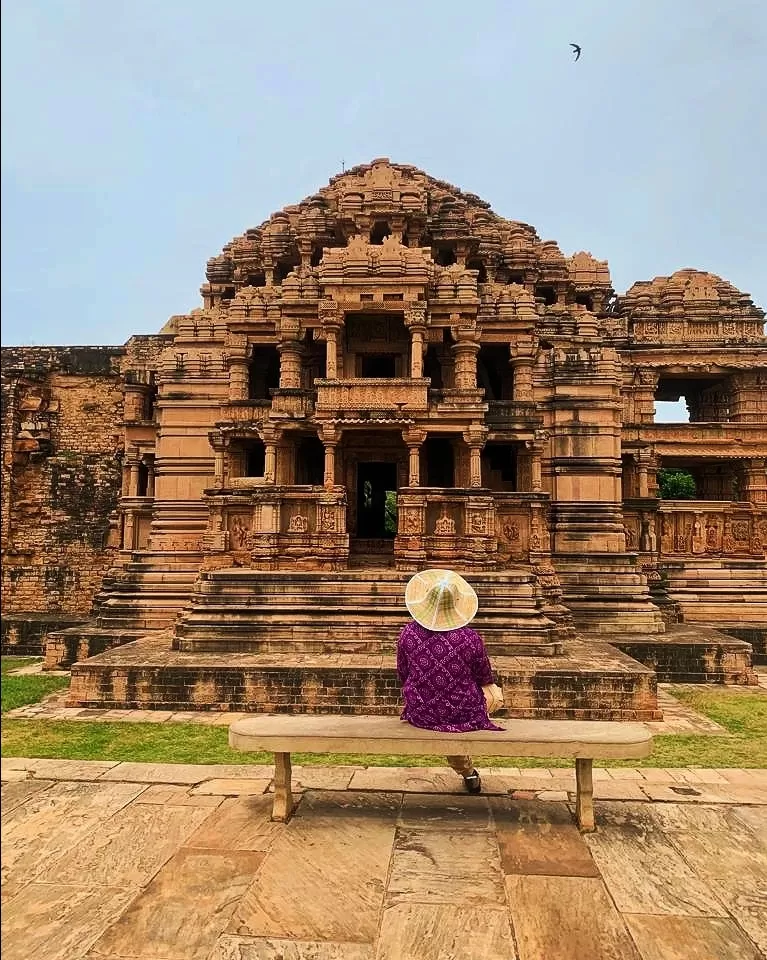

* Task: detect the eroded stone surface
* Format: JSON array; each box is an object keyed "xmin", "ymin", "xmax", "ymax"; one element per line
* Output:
[
  {"xmin": 37, "ymin": 802, "xmax": 214, "ymax": 888},
  {"xmin": 624, "ymin": 915, "xmax": 764, "ymax": 960},
  {"xmin": 376, "ymin": 904, "xmax": 514, "ymax": 960},
  {"xmin": 505, "ymin": 875, "xmax": 641, "ymax": 960},
  {"xmin": 92, "ymin": 848, "xmax": 264, "ymax": 960},
  {"xmin": 386, "ymin": 828, "xmax": 505, "ymax": 906},
  {"xmin": 1, "ymin": 883, "xmax": 137, "ymax": 960}
]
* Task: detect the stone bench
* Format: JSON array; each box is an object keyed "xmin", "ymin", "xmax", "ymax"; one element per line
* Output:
[{"xmin": 228, "ymin": 715, "xmax": 653, "ymax": 831}]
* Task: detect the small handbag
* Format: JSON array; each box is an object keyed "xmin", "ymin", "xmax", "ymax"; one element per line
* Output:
[{"xmin": 482, "ymin": 683, "xmax": 505, "ymax": 715}]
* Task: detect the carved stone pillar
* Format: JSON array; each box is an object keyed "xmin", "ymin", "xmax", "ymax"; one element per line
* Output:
[
  {"xmin": 144, "ymin": 457, "xmax": 155, "ymax": 498},
  {"xmin": 323, "ymin": 442, "xmax": 337, "ymax": 489},
  {"xmin": 510, "ymin": 357, "xmax": 534, "ymax": 402},
  {"xmin": 524, "ymin": 432, "xmax": 548, "ymax": 493},
  {"xmin": 264, "ymin": 444, "xmax": 277, "ymax": 484},
  {"xmin": 325, "ymin": 327, "xmax": 339, "ymax": 379},
  {"xmin": 634, "ymin": 369, "xmax": 659, "ymax": 423},
  {"xmin": 208, "ymin": 431, "xmax": 227, "ymax": 489},
  {"xmin": 743, "ymin": 459, "xmax": 767, "ymax": 504},
  {"xmin": 403, "ymin": 429, "xmax": 425, "ymax": 487},
  {"xmin": 228, "ymin": 357, "xmax": 249, "ymax": 401},
  {"xmin": 464, "ymin": 427, "xmax": 487, "ymax": 488},
  {"xmin": 127, "ymin": 456, "xmax": 140, "ymax": 497},
  {"xmin": 321, "ymin": 426, "xmax": 339, "ymax": 489},
  {"xmin": 122, "ymin": 511, "xmax": 136, "ymax": 550},
  {"xmin": 452, "ymin": 341, "xmax": 480, "ymax": 390},
  {"xmin": 405, "ymin": 306, "xmax": 427, "ymax": 380},
  {"xmin": 278, "ymin": 339, "xmax": 303, "ymax": 390},
  {"xmin": 409, "ymin": 327, "xmax": 425, "ymax": 378},
  {"xmin": 319, "ymin": 299, "xmax": 341, "ymax": 380}
]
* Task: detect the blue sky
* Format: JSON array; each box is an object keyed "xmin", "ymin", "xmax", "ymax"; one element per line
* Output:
[{"xmin": 2, "ymin": 0, "xmax": 765, "ymax": 360}]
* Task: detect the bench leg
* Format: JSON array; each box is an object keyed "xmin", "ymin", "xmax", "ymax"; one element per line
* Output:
[
  {"xmin": 575, "ymin": 758, "xmax": 595, "ymax": 833},
  {"xmin": 272, "ymin": 752, "xmax": 294, "ymax": 823}
]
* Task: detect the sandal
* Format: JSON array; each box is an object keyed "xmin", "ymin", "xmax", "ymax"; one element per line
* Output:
[{"xmin": 463, "ymin": 770, "xmax": 482, "ymax": 794}]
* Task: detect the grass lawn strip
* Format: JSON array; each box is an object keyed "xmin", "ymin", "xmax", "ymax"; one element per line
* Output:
[
  {"xmin": 1, "ymin": 683, "xmax": 764, "ymax": 768},
  {"xmin": 1, "ymin": 657, "xmax": 70, "ymax": 714}
]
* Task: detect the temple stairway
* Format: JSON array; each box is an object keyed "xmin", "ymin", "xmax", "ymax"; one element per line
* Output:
[
  {"xmin": 43, "ymin": 552, "xmax": 202, "ymax": 668},
  {"xmin": 554, "ymin": 554, "xmax": 667, "ymax": 635},
  {"xmin": 172, "ymin": 568, "xmax": 564, "ymax": 657},
  {"xmin": 59, "ymin": 560, "xmax": 758, "ymax": 718},
  {"xmin": 660, "ymin": 558, "xmax": 767, "ymax": 662}
]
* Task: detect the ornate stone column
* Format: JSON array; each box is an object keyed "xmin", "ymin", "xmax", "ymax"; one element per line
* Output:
[
  {"xmin": 126, "ymin": 452, "xmax": 141, "ymax": 497},
  {"xmin": 403, "ymin": 429, "xmax": 426, "ymax": 487},
  {"xmin": 319, "ymin": 299, "xmax": 341, "ymax": 380},
  {"xmin": 278, "ymin": 338, "xmax": 303, "ymax": 390},
  {"xmin": 144, "ymin": 456, "xmax": 155, "ymax": 498},
  {"xmin": 228, "ymin": 356, "xmax": 249, "ymax": 401},
  {"xmin": 325, "ymin": 326, "xmax": 339, "ymax": 379},
  {"xmin": 634, "ymin": 369, "xmax": 659, "ymax": 423},
  {"xmin": 261, "ymin": 427, "xmax": 278, "ymax": 484},
  {"xmin": 463, "ymin": 426, "xmax": 487, "ymax": 488},
  {"xmin": 452, "ymin": 341, "xmax": 480, "ymax": 390},
  {"xmin": 321, "ymin": 427, "xmax": 339, "ymax": 489},
  {"xmin": 743, "ymin": 459, "xmax": 767, "ymax": 504},
  {"xmin": 405, "ymin": 306, "xmax": 427, "ymax": 380},
  {"xmin": 208, "ymin": 431, "xmax": 227, "ymax": 489},
  {"xmin": 525, "ymin": 433, "xmax": 547, "ymax": 492},
  {"xmin": 510, "ymin": 356, "xmax": 534, "ymax": 402}
]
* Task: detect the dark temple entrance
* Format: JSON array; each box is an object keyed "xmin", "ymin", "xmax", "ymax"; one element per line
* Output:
[{"xmin": 356, "ymin": 462, "xmax": 398, "ymax": 539}]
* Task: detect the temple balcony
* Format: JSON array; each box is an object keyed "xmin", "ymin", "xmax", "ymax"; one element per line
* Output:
[
  {"xmin": 315, "ymin": 377, "xmax": 430, "ymax": 413},
  {"xmin": 219, "ymin": 399, "xmax": 271, "ymax": 427},
  {"xmin": 624, "ymin": 421, "xmax": 767, "ymax": 459},
  {"xmin": 485, "ymin": 400, "xmax": 543, "ymax": 429},
  {"xmin": 269, "ymin": 388, "xmax": 315, "ymax": 419}
]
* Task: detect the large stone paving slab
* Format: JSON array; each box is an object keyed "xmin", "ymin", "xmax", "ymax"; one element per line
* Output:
[
  {"xmin": 2, "ymin": 781, "xmax": 146, "ymax": 893},
  {"xmin": 91, "ymin": 847, "xmax": 264, "ymax": 960},
  {"xmin": 0, "ymin": 778, "xmax": 54, "ymax": 813},
  {"xmin": 37, "ymin": 802, "xmax": 214, "ymax": 888},
  {"xmin": 385, "ymin": 827, "xmax": 505, "ymax": 907},
  {"xmin": 1, "ymin": 883, "xmax": 137, "ymax": 960},
  {"xmin": 375, "ymin": 903, "xmax": 514, "ymax": 960},
  {"xmin": 227, "ymin": 801, "xmax": 397, "ymax": 942},
  {"xmin": 185, "ymin": 796, "xmax": 284, "ymax": 852},
  {"xmin": 209, "ymin": 937, "xmax": 374, "ymax": 959},
  {"xmin": 505, "ymin": 875, "xmax": 640, "ymax": 960},
  {"xmin": 624, "ymin": 915, "xmax": 764, "ymax": 960},
  {"xmin": 585, "ymin": 826, "xmax": 729, "ymax": 916}
]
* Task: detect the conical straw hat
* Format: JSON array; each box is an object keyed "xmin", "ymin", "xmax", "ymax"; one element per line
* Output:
[{"xmin": 405, "ymin": 569, "xmax": 479, "ymax": 632}]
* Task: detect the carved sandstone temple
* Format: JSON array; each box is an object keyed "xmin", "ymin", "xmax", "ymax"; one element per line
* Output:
[{"xmin": 3, "ymin": 159, "xmax": 765, "ymax": 718}]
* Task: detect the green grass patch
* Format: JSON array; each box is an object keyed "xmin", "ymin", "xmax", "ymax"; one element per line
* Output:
[
  {"xmin": 1, "ymin": 658, "xmax": 70, "ymax": 714},
  {"xmin": 2, "ymin": 686, "xmax": 765, "ymax": 767},
  {"xmin": 2, "ymin": 657, "xmax": 40, "ymax": 676}
]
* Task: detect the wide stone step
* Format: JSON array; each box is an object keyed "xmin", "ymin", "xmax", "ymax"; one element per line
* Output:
[
  {"xmin": 174, "ymin": 636, "xmax": 562, "ymax": 657},
  {"xmin": 667, "ymin": 589, "xmax": 767, "ymax": 601},
  {"xmin": 67, "ymin": 637, "xmax": 660, "ymax": 720}
]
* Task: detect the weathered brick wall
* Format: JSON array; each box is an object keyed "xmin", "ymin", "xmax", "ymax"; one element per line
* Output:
[{"xmin": 1, "ymin": 347, "xmax": 125, "ymax": 650}]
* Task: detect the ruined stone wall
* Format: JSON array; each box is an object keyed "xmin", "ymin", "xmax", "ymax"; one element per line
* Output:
[{"xmin": 1, "ymin": 346, "xmax": 125, "ymax": 652}]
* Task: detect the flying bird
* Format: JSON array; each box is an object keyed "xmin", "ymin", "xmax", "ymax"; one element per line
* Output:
[{"xmin": 570, "ymin": 43, "xmax": 581, "ymax": 61}]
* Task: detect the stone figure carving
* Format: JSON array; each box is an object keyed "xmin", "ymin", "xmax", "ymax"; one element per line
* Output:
[
  {"xmin": 288, "ymin": 514, "xmax": 309, "ymax": 533},
  {"xmin": 434, "ymin": 511, "xmax": 456, "ymax": 536}
]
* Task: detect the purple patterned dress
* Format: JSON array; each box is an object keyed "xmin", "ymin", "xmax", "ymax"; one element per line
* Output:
[{"xmin": 396, "ymin": 620, "xmax": 503, "ymax": 733}]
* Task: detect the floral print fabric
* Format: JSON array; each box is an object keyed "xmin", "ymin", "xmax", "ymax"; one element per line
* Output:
[{"xmin": 396, "ymin": 620, "xmax": 503, "ymax": 733}]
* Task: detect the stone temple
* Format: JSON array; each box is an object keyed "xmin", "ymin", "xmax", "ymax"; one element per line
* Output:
[{"xmin": 2, "ymin": 159, "xmax": 766, "ymax": 719}]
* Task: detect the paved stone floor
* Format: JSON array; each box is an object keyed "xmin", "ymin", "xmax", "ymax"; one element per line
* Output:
[{"xmin": 2, "ymin": 758, "xmax": 766, "ymax": 960}]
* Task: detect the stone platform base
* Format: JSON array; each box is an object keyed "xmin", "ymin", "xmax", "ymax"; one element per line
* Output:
[
  {"xmin": 611, "ymin": 624, "xmax": 758, "ymax": 684},
  {"xmin": 1, "ymin": 614, "xmax": 88, "ymax": 657},
  {"xmin": 43, "ymin": 626, "xmax": 149, "ymax": 670},
  {"xmin": 67, "ymin": 636, "xmax": 661, "ymax": 721}
]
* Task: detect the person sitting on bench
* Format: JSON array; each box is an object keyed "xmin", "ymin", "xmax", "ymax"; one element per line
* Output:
[{"xmin": 398, "ymin": 569, "xmax": 504, "ymax": 795}]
